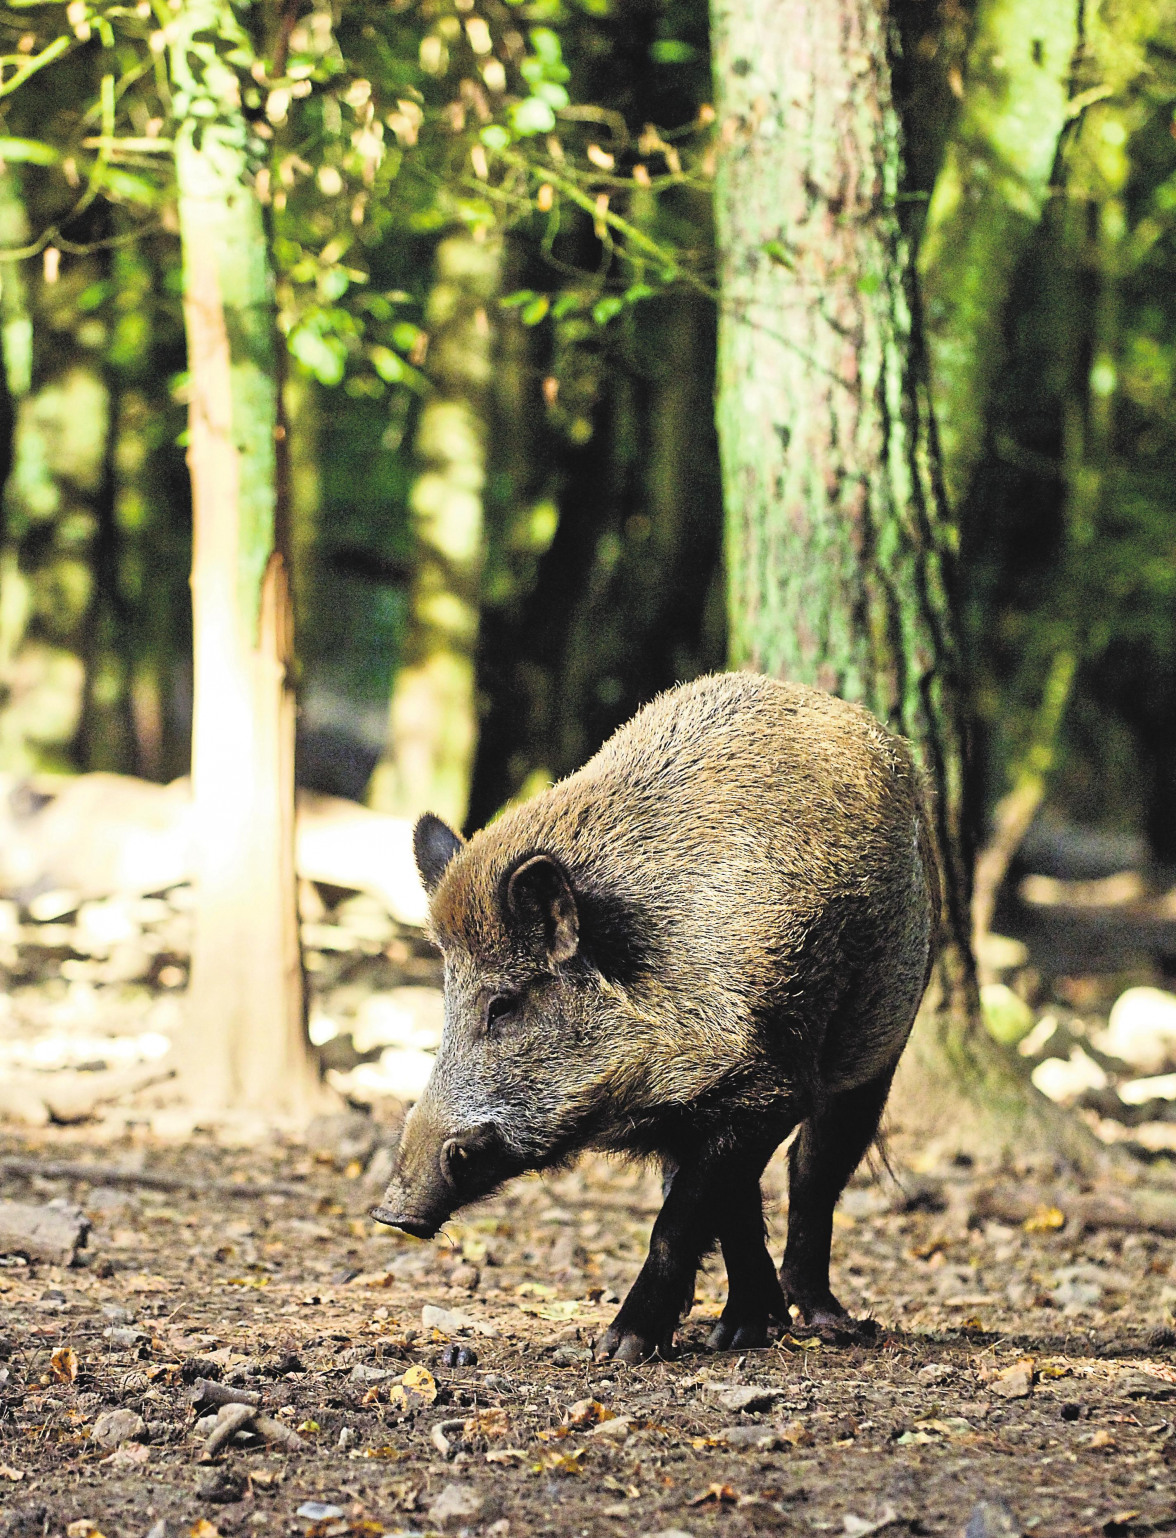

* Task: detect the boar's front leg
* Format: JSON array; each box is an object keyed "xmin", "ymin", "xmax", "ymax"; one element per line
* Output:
[{"xmin": 595, "ymin": 1147, "xmax": 774, "ymax": 1364}]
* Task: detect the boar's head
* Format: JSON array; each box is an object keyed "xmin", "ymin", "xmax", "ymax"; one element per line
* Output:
[{"xmin": 371, "ymin": 811, "xmax": 652, "ymax": 1239}]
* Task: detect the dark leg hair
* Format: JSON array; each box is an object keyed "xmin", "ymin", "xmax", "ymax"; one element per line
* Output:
[
  {"xmin": 779, "ymin": 1067, "xmax": 895, "ymax": 1333},
  {"xmin": 707, "ymin": 1169, "xmax": 788, "ymax": 1351}
]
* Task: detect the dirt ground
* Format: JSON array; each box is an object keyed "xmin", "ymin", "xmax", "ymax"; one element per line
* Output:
[{"xmin": 2, "ymin": 1122, "xmax": 1176, "ymax": 1538}]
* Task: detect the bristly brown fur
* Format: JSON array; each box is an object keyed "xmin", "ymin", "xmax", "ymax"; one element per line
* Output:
[{"xmin": 378, "ymin": 672, "xmax": 940, "ymax": 1362}]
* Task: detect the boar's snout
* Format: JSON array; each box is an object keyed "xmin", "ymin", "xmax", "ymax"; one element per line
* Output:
[{"xmin": 370, "ymin": 1120, "xmax": 507, "ymax": 1238}]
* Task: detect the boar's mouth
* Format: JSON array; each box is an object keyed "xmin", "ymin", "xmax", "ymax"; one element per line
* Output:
[
  {"xmin": 368, "ymin": 1206, "xmax": 441, "ymax": 1240},
  {"xmin": 369, "ymin": 1122, "xmax": 517, "ymax": 1240}
]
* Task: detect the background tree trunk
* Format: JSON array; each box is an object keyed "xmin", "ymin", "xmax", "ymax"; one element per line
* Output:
[
  {"xmin": 709, "ymin": 0, "xmax": 1093, "ymax": 1157},
  {"xmin": 170, "ymin": 0, "xmax": 320, "ymax": 1120},
  {"xmin": 919, "ymin": 0, "xmax": 1082, "ymax": 510},
  {"xmin": 369, "ymin": 233, "xmax": 499, "ymax": 831}
]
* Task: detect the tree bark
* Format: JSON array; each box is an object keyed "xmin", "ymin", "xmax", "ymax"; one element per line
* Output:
[
  {"xmin": 919, "ymin": 0, "xmax": 1081, "ymax": 510},
  {"xmin": 709, "ymin": 0, "xmax": 1095, "ymax": 1160},
  {"xmin": 170, "ymin": 0, "xmax": 320, "ymax": 1119},
  {"xmin": 370, "ymin": 233, "xmax": 500, "ymax": 831}
]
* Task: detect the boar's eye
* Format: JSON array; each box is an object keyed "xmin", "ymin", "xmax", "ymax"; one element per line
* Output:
[{"xmin": 485, "ymin": 993, "xmax": 518, "ymax": 1036}]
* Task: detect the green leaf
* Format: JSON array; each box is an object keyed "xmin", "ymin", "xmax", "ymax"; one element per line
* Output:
[
  {"xmin": 501, "ymin": 290, "xmax": 537, "ymax": 308},
  {"xmin": 591, "ymin": 295, "xmax": 624, "ymax": 326},
  {"xmin": 511, "ymin": 97, "xmax": 556, "ymax": 135},
  {"xmin": 650, "ymin": 40, "xmax": 697, "ymax": 63},
  {"xmin": 623, "ymin": 282, "xmax": 655, "ymax": 304},
  {"xmin": 480, "ymin": 125, "xmax": 510, "ymax": 150},
  {"xmin": 856, "ymin": 271, "xmax": 881, "ymax": 296},
  {"xmin": 552, "ymin": 291, "xmax": 586, "ymax": 318},
  {"xmin": 763, "ymin": 240, "xmax": 793, "ymax": 268},
  {"xmin": 521, "ymin": 295, "xmax": 549, "ymax": 325},
  {"xmin": 0, "ymin": 137, "xmax": 59, "ymax": 165},
  {"xmin": 534, "ymin": 82, "xmax": 569, "ymax": 109},
  {"xmin": 289, "ymin": 325, "xmax": 347, "ymax": 386}
]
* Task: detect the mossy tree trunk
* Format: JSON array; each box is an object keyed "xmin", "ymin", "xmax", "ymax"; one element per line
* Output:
[
  {"xmin": 170, "ymin": 0, "xmax": 320, "ymax": 1120},
  {"xmin": 709, "ymin": 0, "xmax": 1089, "ymax": 1154},
  {"xmin": 919, "ymin": 0, "xmax": 1082, "ymax": 511},
  {"xmin": 369, "ymin": 233, "xmax": 500, "ymax": 831}
]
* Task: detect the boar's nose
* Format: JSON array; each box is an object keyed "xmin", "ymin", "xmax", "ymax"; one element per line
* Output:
[{"xmin": 368, "ymin": 1206, "xmax": 438, "ymax": 1239}]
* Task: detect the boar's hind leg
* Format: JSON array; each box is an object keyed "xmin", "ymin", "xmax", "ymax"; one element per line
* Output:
[
  {"xmin": 779, "ymin": 1067, "xmax": 895, "ymax": 1341},
  {"xmin": 595, "ymin": 1148, "xmax": 756, "ymax": 1365},
  {"xmin": 706, "ymin": 1175, "xmax": 789, "ymax": 1352}
]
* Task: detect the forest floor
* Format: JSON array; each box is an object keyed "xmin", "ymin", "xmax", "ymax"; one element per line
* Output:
[{"xmin": 2, "ymin": 1119, "xmax": 1176, "ymax": 1538}]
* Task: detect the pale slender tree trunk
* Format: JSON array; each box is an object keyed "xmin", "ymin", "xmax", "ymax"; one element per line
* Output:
[
  {"xmin": 369, "ymin": 233, "xmax": 500, "ymax": 832},
  {"xmin": 919, "ymin": 0, "xmax": 1081, "ymax": 509},
  {"xmin": 709, "ymin": 0, "xmax": 1095, "ymax": 1159},
  {"xmin": 171, "ymin": 0, "xmax": 320, "ymax": 1119}
]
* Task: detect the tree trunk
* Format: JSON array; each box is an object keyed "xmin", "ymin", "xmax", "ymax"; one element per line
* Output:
[
  {"xmin": 709, "ymin": 0, "xmax": 1094, "ymax": 1160},
  {"xmin": 369, "ymin": 233, "xmax": 500, "ymax": 831},
  {"xmin": 170, "ymin": 0, "xmax": 320, "ymax": 1120},
  {"xmin": 919, "ymin": 0, "xmax": 1081, "ymax": 510}
]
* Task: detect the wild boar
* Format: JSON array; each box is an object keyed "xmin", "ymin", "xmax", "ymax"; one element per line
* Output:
[{"xmin": 372, "ymin": 671, "xmax": 939, "ymax": 1362}]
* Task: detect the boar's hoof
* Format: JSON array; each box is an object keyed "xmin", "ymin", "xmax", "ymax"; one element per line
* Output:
[
  {"xmin": 706, "ymin": 1314, "xmax": 772, "ymax": 1352},
  {"xmin": 594, "ymin": 1320, "xmax": 673, "ymax": 1365}
]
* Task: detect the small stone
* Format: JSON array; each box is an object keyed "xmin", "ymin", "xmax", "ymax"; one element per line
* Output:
[
  {"xmin": 780, "ymin": 1419, "xmax": 814, "ymax": 1447},
  {"xmin": 180, "ymin": 1357, "xmax": 222, "ymax": 1383},
  {"xmin": 551, "ymin": 1344, "xmax": 591, "ymax": 1367},
  {"xmin": 989, "ymin": 1359, "xmax": 1034, "ymax": 1400},
  {"xmin": 91, "ymin": 1409, "xmax": 146, "ymax": 1448},
  {"xmin": 103, "ymin": 1327, "xmax": 148, "ymax": 1349},
  {"xmin": 917, "ymin": 1362, "xmax": 952, "ymax": 1384},
  {"xmin": 964, "ymin": 1500, "xmax": 1021, "ymax": 1538},
  {"xmin": 718, "ymin": 1424, "xmax": 782, "ymax": 1450},
  {"xmin": 338, "ymin": 1426, "xmax": 356, "ymax": 1451},
  {"xmin": 1116, "ymin": 1371, "xmax": 1175, "ymax": 1400},
  {"xmin": 295, "ymin": 1504, "xmax": 345, "ymax": 1522},
  {"xmin": 1059, "ymin": 1402, "xmax": 1082, "ymax": 1422},
  {"xmin": 422, "ymin": 1303, "xmax": 497, "ymax": 1337},
  {"xmin": 100, "ymin": 1304, "xmax": 134, "ymax": 1325},
  {"xmin": 588, "ymin": 1415, "xmax": 634, "ymax": 1438},
  {"xmin": 707, "ymin": 1383, "xmax": 784, "ymax": 1414},
  {"xmin": 428, "ymin": 1483, "xmax": 486, "ymax": 1528},
  {"xmin": 197, "ymin": 1467, "xmax": 248, "ymax": 1504},
  {"xmin": 348, "ymin": 1363, "xmax": 396, "ymax": 1384},
  {"xmin": 450, "ymin": 1262, "xmax": 480, "ymax": 1292}
]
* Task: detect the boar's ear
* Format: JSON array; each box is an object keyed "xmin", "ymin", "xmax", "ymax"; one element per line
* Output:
[
  {"xmin": 506, "ymin": 853, "xmax": 579, "ymax": 964},
  {"xmin": 414, "ymin": 813, "xmax": 465, "ymax": 895}
]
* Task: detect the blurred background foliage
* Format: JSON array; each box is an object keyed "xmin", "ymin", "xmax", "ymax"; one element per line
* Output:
[{"xmin": 1, "ymin": 0, "xmax": 1174, "ymax": 862}]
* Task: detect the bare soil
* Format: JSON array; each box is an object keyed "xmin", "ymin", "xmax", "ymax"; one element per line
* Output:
[{"xmin": 2, "ymin": 1125, "xmax": 1176, "ymax": 1538}]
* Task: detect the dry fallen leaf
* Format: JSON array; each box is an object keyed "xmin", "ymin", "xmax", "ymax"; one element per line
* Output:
[
  {"xmin": 0, "ymin": 1465, "xmax": 26, "ymax": 1482},
  {"xmin": 688, "ymin": 1483, "xmax": 740, "ymax": 1507},
  {"xmin": 781, "ymin": 1419, "xmax": 814, "ymax": 1447},
  {"xmin": 1024, "ymin": 1205, "xmax": 1066, "ymax": 1233},
  {"xmin": 389, "ymin": 1363, "xmax": 437, "ymax": 1409},
  {"xmin": 534, "ymin": 1448, "xmax": 586, "ymax": 1476},
  {"xmin": 49, "ymin": 1345, "xmax": 78, "ymax": 1384},
  {"xmin": 485, "ymin": 1448, "xmax": 528, "ymax": 1464},
  {"xmin": 463, "ymin": 1407, "xmax": 510, "ymax": 1439},
  {"xmin": 190, "ymin": 1523, "xmax": 222, "ymax": 1538},
  {"xmin": 565, "ymin": 1399, "xmax": 613, "ymax": 1427}
]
